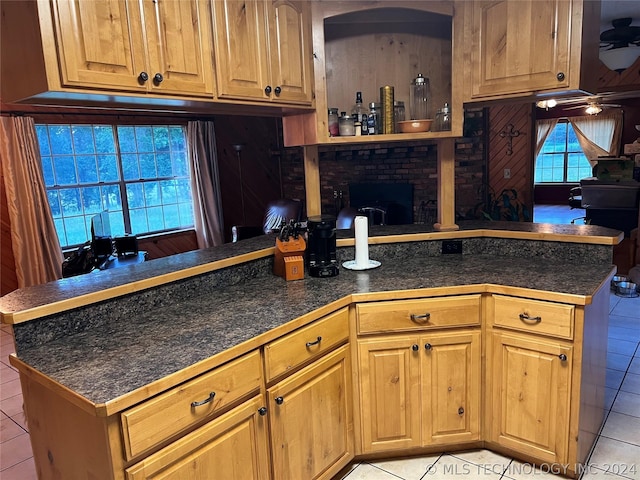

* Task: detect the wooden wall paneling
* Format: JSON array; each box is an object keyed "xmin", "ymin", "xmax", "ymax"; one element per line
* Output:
[
  {"xmin": 215, "ymin": 116, "xmax": 284, "ymax": 242},
  {"xmin": 0, "ymin": 159, "xmax": 18, "ymax": 295},
  {"xmin": 487, "ymin": 103, "xmax": 534, "ymax": 221},
  {"xmin": 137, "ymin": 230, "xmax": 198, "ymax": 260}
]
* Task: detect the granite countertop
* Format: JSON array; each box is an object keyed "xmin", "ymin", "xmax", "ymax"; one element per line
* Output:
[
  {"xmin": 14, "ymin": 252, "xmax": 615, "ymax": 408},
  {"xmin": 0, "ymin": 221, "xmax": 622, "ymax": 319}
]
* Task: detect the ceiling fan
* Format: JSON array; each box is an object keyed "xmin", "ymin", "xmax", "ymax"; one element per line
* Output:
[
  {"xmin": 562, "ymin": 100, "xmax": 621, "ymax": 115},
  {"xmin": 599, "ymin": 18, "xmax": 640, "ymax": 72}
]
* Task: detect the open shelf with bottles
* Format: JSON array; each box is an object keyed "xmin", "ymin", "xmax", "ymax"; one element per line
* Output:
[{"xmin": 282, "ymin": 1, "xmax": 463, "ymax": 147}]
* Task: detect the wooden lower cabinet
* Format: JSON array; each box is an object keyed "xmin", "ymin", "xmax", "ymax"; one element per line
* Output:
[
  {"xmin": 267, "ymin": 344, "xmax": 353, "ymax": 480},
  {"xmin": 125, "ymin": 395, "xmax": 270, "ymax": 480},
  {"xmin": 357, "ymin": 330, "xmax": 481, "ymax": 453},
  {"xmin": 488, "ymin": 330, "xmax": 572, "ymax": 464}
]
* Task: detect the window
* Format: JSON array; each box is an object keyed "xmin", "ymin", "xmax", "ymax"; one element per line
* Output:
[
  {"xmin": 534, "ymin": 121, "xmax": 592, "ymax": 184},
  {"xmin": 36, "ymin": 124, "xmax": 194, "ymax": 248}
]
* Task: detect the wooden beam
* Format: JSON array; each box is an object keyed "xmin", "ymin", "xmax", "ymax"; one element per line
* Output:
[
  {"xmin": 434, "ymin": 138, "xmax": 459, "ymax": 231},
  {"xmin": 303, "ymin": 145, "xmax": 321, "ymax": 216}
]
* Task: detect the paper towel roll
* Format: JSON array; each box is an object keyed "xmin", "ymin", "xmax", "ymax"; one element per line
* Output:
[{"xmin": 354, "ymin": 216, "xmax": 369, "ymax": 267}]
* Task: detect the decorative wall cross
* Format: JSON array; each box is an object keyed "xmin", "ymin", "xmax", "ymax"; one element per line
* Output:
[{"xmin": 499, "ymin": 124, "xmax": 523, "ymax": 155}]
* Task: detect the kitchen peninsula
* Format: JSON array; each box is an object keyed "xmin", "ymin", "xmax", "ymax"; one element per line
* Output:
[{"xmin": 1, "ymin": 222, "xmax": 621, "ymax": 480}]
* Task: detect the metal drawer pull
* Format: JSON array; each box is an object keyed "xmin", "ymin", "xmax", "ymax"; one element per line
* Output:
[
  {"xmin": 410, "ymin": 313, "xmax": 431, "ymax": 322},
  {"xmin": 519, "ymin": 313, "xmax": 542, "ymax": 323},
  {"xmin": 305, "ymin": 336, "xmax": 322, "ymax": 347},
  {"xmin": 558, "ymin": 354, "xmax": 568, "ymax": 362},
  {"xmin": 191, "ymin": 392, "xmax": 215, "ymax": 408}
]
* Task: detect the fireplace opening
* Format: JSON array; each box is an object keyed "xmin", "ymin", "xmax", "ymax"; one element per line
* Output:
[{"xmin": 348, "ymin": 183, "xmax": 414, "ymax": 225}]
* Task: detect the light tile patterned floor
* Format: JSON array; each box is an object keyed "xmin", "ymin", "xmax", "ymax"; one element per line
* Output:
[{"xmin": 1, "ymin": 294, "xmax": 639, "ymax": 480}]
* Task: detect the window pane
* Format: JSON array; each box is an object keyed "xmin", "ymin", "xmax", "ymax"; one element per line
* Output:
[
  {"xmin": 41, "ymin": 156, "xmax": 55, "ymax": 187},
  {"xmin": 35, "ymin": 125, "xmax": 51, "ymax": 156},
  {"xmin": 147, "ymin": 206, "xmax": 164, "ymax": 231},
  {"xmin": 53, "ymin": 156, "xmax": 77, "ymax": 185},
  {"xmin": 172, "ymin": 151, "xmax": 189, "ymax": 177},
  {"xmin": 170, "ymin": 126, "xmax": 186, "ymax": 151},
  {"xmin": 161, "ymin": 180, "xmax": 177, "ymax": 204},
  {"xmin": 64, "ymin": 216, "xmax": 89, "ymax": 245},
  {"xmin": 157, "ymin": 153, "xmax": 172, "ymax": 177},
  {"xmin": 102, "ymin": 185, "xmax": 122, "ymax": 211},
  {"xmin": 130, "ymin": 208, "xmax": 148, "ymax": 234},
  {"xmin": 98, "ymin": 155, "xmax": 119, "ymax": 182},
  {"xmin": 144, "ymin": 181, "xmax": 161, "ymax": 207},
  {"xmin": 135, "ymin": 126, "xmax": 154, "ymax": 152},
  {"xmin": 122, "ymin": 153, "xmax": 140, "ymax": 181},
  {"xmin": 94, "ymin": 126, "xmax": 116, "ymax": 154},
  {"xmin": 72, "ymin": 125, "xmax": 95, "ymax": 154},
  {"xmin": 118, "ymin": 126, "xmax": 137, "ymax": 153},
  {"xmin": 153, "ymin": 126, "xmax": 170, "ymax": 151},
  {"xmin": 76, "ymin": 156, "xmax": 99, "ymax": 184},
  {"xmin": 126, "ymin": 183, "xmax": 145, "ymax": 208},
  {"xmin": 81, "ymin": 186, "xmax": 103, "ymax": 214},
  {"xmin": 163, "ymin": 204, "xmax": 180, "ymax": 229},
  {"xmin": 49, "ymin": 125, "xmax": 73, "ymax": 155},
  {"xmin": 47, "ymin": 191, "xmax": 61, "ymax": 218},
  {"xmin": 107, "ymin": 211, "xmax": 125, "ymax": 237},
  {"xmin": 178, "ymin": 203, "xmax": 194, "ymax": 227},
  {"xmin": 139, "ymin": 153, "xmax": 157, "ymax": 179}
]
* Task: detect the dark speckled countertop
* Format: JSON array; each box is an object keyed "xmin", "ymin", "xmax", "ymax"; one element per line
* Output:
[
  {"xmin": 14, "ymin": 251, "xmax": 615, "ymax": 408},
  {"xmin": 0, "ymin": 221, "xmax": 622, "ymax": 319}
]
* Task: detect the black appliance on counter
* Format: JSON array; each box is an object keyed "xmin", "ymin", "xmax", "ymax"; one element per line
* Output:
[{"xmin": 307, "ymin": 215, "xmax": 339, "ymax": 277}]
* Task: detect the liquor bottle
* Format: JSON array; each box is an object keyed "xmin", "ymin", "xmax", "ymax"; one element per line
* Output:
[{"xmin": 351, "ymin": 91, "xmax": 367, "ymax": 124}]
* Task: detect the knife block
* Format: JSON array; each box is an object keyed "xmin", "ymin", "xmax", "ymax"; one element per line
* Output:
[{"xmin": 273, "ymin": 236, "xmax": 306, "ymax": 281}]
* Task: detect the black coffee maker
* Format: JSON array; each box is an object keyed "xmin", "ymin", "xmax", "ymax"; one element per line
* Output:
[{"xmin": 307, "ymin": 215, "xmax": 339, "ymax": 277}]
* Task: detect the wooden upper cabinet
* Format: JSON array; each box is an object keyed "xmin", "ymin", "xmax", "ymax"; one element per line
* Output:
[
  {"xmin": 267, "ymin": 1, "xmax": 313, "ymax": 104},
  {"xmin": 52, "ymin": 0, "xmax": 214, "ymax": 96},
  {"xmin": 142, "ymin": 0, "xmax": 215, "ymax": 96},
  {"xmin": 463, "ymin": 0, "xmax": 600, "ymax": 101},
  {"xmin": 51, "ymin": 0, "xmax": 147, "ymax": 92},
  {"xmin": 212, "ymin": 0, "xmax": 313, "ymax": 105}
]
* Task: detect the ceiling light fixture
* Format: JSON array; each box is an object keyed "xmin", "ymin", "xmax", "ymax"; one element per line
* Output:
[
  {"xmin": 585, "ymin": 103, "xmax": 603, "ymax": 115},
  {"xmin": 599, "ymin": 18, "xmax": 640, "ymax": 72},
  {"xmin": 536, "ymin": 99, "xmax": 557, "ymax": 110}
]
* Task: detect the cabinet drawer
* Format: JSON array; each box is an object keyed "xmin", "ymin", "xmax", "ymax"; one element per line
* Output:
[
  {"xmin": 121, "ymin": 350, "xmax": 262, "ymax": 460},
  {"xmin": 264, "ymin": 307, "xmax": 349, "ymax": 382},
  {"xmin": 357, "ymin": 295, "xmax": 481, "ymax": 334},
  {"xmin": 492, "ymin": 295, "xmax": 574, "ymax": 339}
]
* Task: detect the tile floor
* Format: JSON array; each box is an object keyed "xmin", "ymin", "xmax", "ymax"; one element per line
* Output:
[{"xmin": 1, "ymin": 294, "xmax": 638, "ymax": 480}]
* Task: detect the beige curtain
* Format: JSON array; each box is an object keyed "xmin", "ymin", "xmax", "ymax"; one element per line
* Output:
[
  {"xmin": 535, "ymin": 118, "xmax": 559, "ymax": 157},
  {"xmin": 187, "ymin": 121, "xmax": 224, "ymax": 249},
  {"xmin": 569, "ymin": 111, "xmax": 623, "ymax": 166},
  {"xmin": 0, "ymin": 116, "xmax": 63, "ymax": 288}
]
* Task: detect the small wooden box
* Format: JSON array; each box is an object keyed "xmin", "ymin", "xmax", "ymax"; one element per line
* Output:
[{"xmin": 273, "ymin": 237, "xmax": 306, "ymax": 281}]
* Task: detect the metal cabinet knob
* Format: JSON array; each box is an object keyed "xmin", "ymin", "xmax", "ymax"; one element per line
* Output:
[
  {"xmin": 138, "ymin": 72, "xmax": 149, "ymax": 83},
  {"xmin": 458, "ymin": 407, "xmax": 464, "ymax": 415},
  {"xmin": 264, "ymin": 85, "xmax": 272, "ymax": 95},
  {"xmin": 556, "ymin": 72, "xmax": 565, "ymax": 81},
  {"xmin": 258, "ymin": 407, "xmax": 268, "ymax": 416},
  {"xmin": 558, "ymin": 354, "xmax": 568, "ymax": 362},
  {"xmin": 424, "ymin": 343, "xmax": 432, "ymax": 351},
  {"xmin": 412, "ymin": 344, "xmax": 419, "ymax": 351},
  {"xmin": 275, "ymin": 396, "xmax": 284, "ymax": 405},
  {"xmin": 274, "ymin": 86, "xmax": 282, "ymax": 95},
  {"xmin": 153, "ymin": 73, "xmax": 164, "ymax": 85}
]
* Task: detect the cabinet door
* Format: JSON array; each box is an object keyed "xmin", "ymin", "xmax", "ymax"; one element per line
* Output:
[
  {"xmin": 51, "ymin": 0, "xmax": 147, "ymax": 91},
  {"xmin": 358, "ymin": 336, "xmax": 421, "ymax": 453},
  {"xmin": 489, "ymin": 331, "xmax": 572, "ymax": 464},
  {"xmin": 142, "ymin": 0, "xmax": 214, "ymax": 97},
  {"xmin": 467, "ymin": 0, "xmax": 572, "ymax": 98},
  {"xmin": 421, "ymin": 330, "xmax": 481, "ymax": 445},
  {"xmin": 211, "ymin": 0, "xmax": 271, "ymax": 101},
  {"xmin": 125, "ymin": 396, "xmax": 270, "ymax": 480},
  {"xmin": 267, "ymin": 0, "xmax": 313, "ymax": 105},
  {"xmin": 268, "ymin": 345, "xmax": 353, "ymax": 480}
]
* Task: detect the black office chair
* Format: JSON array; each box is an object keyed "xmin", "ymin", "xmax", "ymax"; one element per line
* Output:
[
  {"xmin": 569, "ymin": 186, "xmax": 588, "ymax": 225},
  {"xmin": 232, "ymin": 199, "xmax": 302, "ymax": 242}
]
